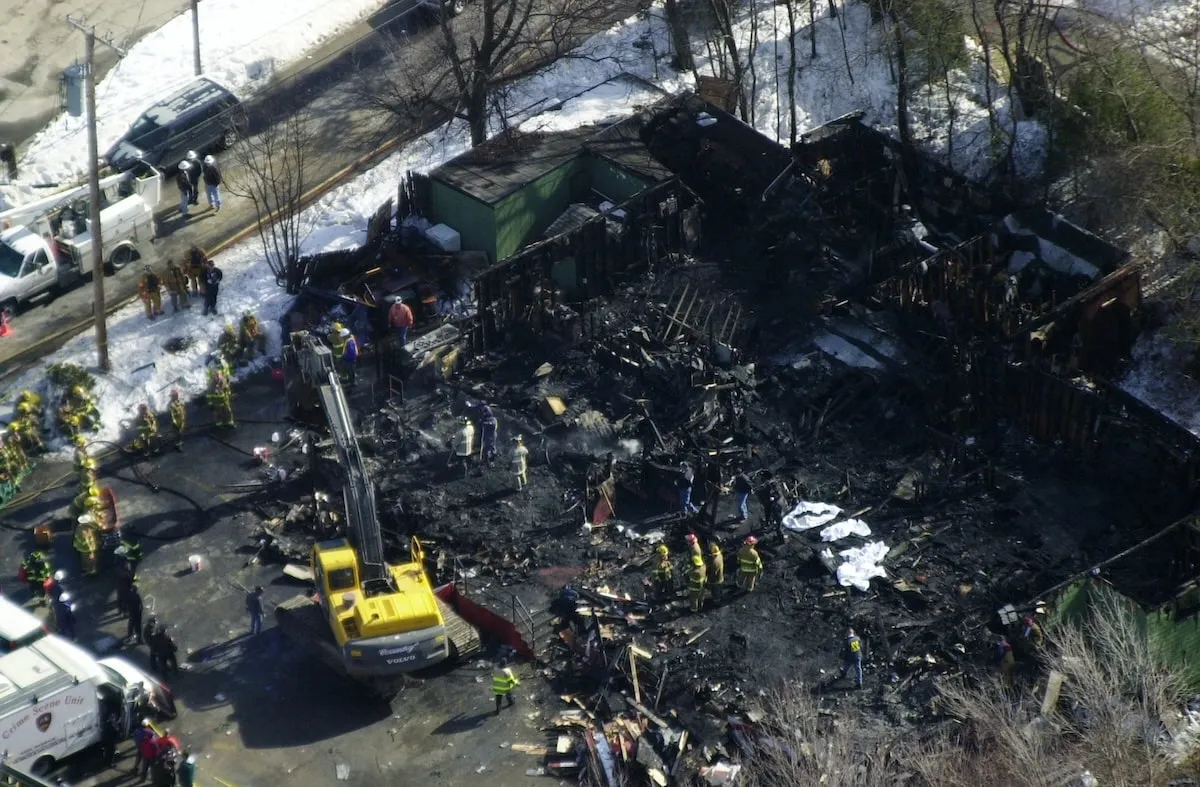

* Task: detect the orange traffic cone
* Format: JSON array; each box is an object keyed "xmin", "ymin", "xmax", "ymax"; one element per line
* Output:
[{"xmin": 0, "ymin": 312, "xmax": 11, "ymax": 338}]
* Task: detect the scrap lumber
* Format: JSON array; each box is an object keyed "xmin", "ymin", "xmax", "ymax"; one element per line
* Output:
[
  {"xmin": 630, "ymin": 649, "xmax": 642, "ymax": 704},
  {"xmin": 685, "ymin": 627, "xmax": 711, "ymax": 646},
  {"xmin": 512, "ymin": 744, "xmax": 549, "ymax": 755},
  {"xmin": 625, "ymin": 695, "xmax": 670, "ymax": 729}
]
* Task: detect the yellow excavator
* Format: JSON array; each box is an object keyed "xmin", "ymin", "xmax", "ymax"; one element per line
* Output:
[{"xmin": 275, "ymin": 331, "xmax": 478, "ymax": 688}]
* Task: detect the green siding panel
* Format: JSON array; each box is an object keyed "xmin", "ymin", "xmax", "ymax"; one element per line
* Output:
[
  {"xmin": 587, "ymin": 155, "xmax": 652, "ymax": 204},
  {"xmin": 431, "ymin": 181, "xmax": 497, "ymax": 261},
  {"xmin": 1047, "ymin": 579, "xmax": 1200, "ymax": 685},
  {"xmin": 492, "ymin": 158, "xmax": 585, "ymax": 261}
]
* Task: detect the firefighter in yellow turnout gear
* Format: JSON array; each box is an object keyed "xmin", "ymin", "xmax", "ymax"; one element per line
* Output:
[
  {"xmin": 133, "ymin": 403, "xmax": 159, "ymax": 456},
  {"xmin": 737, "ymin": 536, "xmax": 763, "ymax": 592},
  {"xmin": 207, "ymin": 371, "xmax": 235, "ymax": 428},
  {"xmin": 709, "ymin": 542, "xmax": 725, "ymax": 602},
  {"xmin": 688, "ymin": 553, "xmax": 707, "ymax": 613},
  {"xmin": 72, "ymin": 434, "xmax": 96, "ymax": 482},
  {"xmin": 168, "ymin": 390, "xmax": 187, "ymax": 451},
  {"xmin": 218, "ymin": 324, "xmax": 240, "ymax": 367},
  {"xmin": 651, "ymin": 544, "xmax": 674, "ymax": 600},
  {"xmin": 239, "ymin": 311, "xmax": 267, "ymax": 362},
  {"xmin": 73, "ymin": 513, "xmax": 100, "ymax": 576}
]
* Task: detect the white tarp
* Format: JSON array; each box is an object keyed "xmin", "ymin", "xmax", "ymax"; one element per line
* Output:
[
  {"xmin": 782, "ymin": 501, "xmax": 843, "ymax": 532},
  {"xmin": 834, "ymin": 541, "xmax": 889, "ymax": 591},
  {"xmin": 820, "ymin": 518, "xmax": 871, "ymax": 542}
]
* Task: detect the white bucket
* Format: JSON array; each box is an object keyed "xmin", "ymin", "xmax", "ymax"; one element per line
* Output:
[{"xmin": 188, "ymin": 554, "xmax": 204, "ymax": 572}]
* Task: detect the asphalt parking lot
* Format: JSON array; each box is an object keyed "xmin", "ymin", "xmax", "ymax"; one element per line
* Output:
[{"xmin": 1, "ymin": 373, "xmax": 551, "ymax": 787}]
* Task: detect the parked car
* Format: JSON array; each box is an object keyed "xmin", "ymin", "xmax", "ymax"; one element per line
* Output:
[{"xmin": 104, "ymin": 76, "xmax": 243, "ymax": 173}]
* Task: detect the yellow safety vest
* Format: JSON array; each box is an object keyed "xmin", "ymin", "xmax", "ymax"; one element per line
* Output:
[
  {"xmin": 492, "ymin": 668, "xmax": 519, "ymax": 695},
  {"xmin": 688, "ymin": 564, "xmax": 707, "ymax": 592}
]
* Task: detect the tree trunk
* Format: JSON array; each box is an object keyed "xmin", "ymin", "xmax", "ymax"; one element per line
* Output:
[
  {"xmin": 467, "ymin": 80, "xmax": 489, "ymax": 147},
  {"xmin": 890, "ymin": 13, "xmax": 912, "ymax": 149},
  {"xmin": 663, "ymin": 0, "xmax": 696, "ymax": 72}
]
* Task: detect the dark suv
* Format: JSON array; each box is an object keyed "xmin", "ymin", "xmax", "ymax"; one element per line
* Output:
[{"xmin": 105, "ymin": 76, "xmax": 243, "ymax": 172}]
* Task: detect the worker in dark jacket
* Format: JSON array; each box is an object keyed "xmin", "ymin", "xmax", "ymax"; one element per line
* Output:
[
  {"xmin": 176, "ymin": 162, "xmax": 194, "ymax": 217},
  {"xmin": 202, "ymin": 154, "xmax": 222, "ymax": 212},
  {"xmin": 126, "ymin": 582, "xmax": 145, "ymax": 644},
  {"xmin": 203, "ymin": 259, "xmax": 223, "ymax": 316},
  {"xmin": 152, "ymin": 624, "xmax": 179, "ymax": 676},
  {"xmin": 732, "ymin": 469, "xmax": 753, "ymax": 522},
  {"xmin": 838, "ymin": 628, "xmax": 864, "ymax": 688},
  {"xmin": 184, "ymin": 150, "xmax": 201, "ymax": 205},
  {"xmin": 246, "ymin": 585, "xmax": 264, "ymax": 636},
  {"xmin": 53, "ymin": 592, "xmax": 77, "ymax": 640},
  {"xmin": 476, "ymin": 403, "xmax": 498, "ymax": 466}
]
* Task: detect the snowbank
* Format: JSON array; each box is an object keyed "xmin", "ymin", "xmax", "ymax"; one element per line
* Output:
[{"xmin": 14, "ymin": 0, "xmax": 390, "ymax": 187}]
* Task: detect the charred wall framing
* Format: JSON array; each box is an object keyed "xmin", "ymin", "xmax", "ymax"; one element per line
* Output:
[{"xmin": 466, "ymin": 179, "xmax": 699, "ymax": 351}]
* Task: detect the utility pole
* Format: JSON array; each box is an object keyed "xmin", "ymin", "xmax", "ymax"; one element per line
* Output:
[
  {"xmin": 66, "ymin": 16, "xmax": 126, "ymax": 373},
  {"xmin": 191, "ymin": 0, "xmax": 202, "ymax": 75}
]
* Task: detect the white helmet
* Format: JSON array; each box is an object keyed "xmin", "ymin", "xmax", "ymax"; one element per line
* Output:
[
  {"xmin": 203, "ymin": 154, "xmax": 216, "ymax": 165},
  {"xmin": 53, "ymin": 570, "xmax": 67, "ymax": 582},
  {"xmin": 179, "ymin": 160, "xmax": 191, "ymax": 171},
  {"xmin": 59, "ymin": 592, "xmax": 71, "ymax": 603},
  {"xmin": 186, "ymin": 150, "xmax": 199, "ymax": 161}
]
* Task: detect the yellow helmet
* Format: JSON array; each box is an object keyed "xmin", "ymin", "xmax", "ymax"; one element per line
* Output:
[
  {"xmin": 72, "ymin": 385, "xmax": 87, "ymax": 398},
  {"xmin": 656, "ymin": 544, "xmax": 669, "ymax": 556},
  {"xmin": 85, "ymin": 495, "xmax": 102, "ymax": 508},
  {"xmin": 224, "ymin": 323, "xmax": 236, "ymax": 335},
  {"xmin": 72, "ymin": 434, "xmax": 86, "ymax": 447},
  {"xmin": 692, "ymin": 555, "xmax": 704, "ymax": 566},
  {"xmin": 332, "ymin": 321, "xmax": 344, "ymax": 332},
  {"xmin": 710, "ymin": 543, "xmax": 720, "ymax": 555}
]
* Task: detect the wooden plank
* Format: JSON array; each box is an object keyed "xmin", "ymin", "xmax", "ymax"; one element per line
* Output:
[
  {"xmin": 512, "ymin": 744, "xmax": 549, "ymax": 755},
  {"xmin": 630, "ymin": 649, "xmax": 642, "ymax": 704}
]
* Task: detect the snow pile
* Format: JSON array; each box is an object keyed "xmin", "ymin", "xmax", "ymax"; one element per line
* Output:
[
  {"xmin": 820, "ymin": 518, "xmax": 871, "ymax": 542},
  {"xmin": 1118, "ymin": 334, "xmax": 1200, "ymax": 438},
  {"xmin": 828, "ymin": 541, "xmax": 890, "ymax": 592},
  {"xmin": 782, "ymin": 501, "xmax": 843, "ymax": 531},
  {"xmin": 14, "ymin": 0, "xmax": 390, "ymax": 187}
]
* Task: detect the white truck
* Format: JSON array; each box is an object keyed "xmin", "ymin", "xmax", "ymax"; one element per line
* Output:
[
  {"xmin": 0, "ymin": 634, "xmax": 174, "ymax": 778},
  {"xmin": 0, "ymin": 167, "xmax": 162, "ymax": 322}
]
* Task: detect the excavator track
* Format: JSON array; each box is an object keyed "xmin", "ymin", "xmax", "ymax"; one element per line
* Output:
[{"xmin": 436, "ymin": 596, "xmax": 481, "ymax": 659}]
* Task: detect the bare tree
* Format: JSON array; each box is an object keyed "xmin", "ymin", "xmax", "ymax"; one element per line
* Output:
[
  {"xmin": 361, "ymin": 0, "xmax": 616, "ymax": 148},
  {"xmin": 227, "ymin": 105, "xmax": 312, "ymax": 293}
]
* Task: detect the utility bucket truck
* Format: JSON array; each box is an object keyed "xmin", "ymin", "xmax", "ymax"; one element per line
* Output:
[{"xmin": 0, "ymin": 167, "xmax": 162, "ymax": 321}]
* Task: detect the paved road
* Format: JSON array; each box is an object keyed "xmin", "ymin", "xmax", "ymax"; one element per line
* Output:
[
  {"xmin": 0, "ymin": 0, "xmax": 191, "ymax": 150},
  {"xmin": 0, "ymin": 2, "xmax": 441, "ymax": 374}
]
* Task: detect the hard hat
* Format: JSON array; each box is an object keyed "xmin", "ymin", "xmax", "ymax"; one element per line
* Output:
[
  {"xmin": 53, "ymin": 570, "xmax": 67, "ymax": 582},
  {"xmin": 178, "ymin": 160, "xmax": 191, "ymax": 171},
  {"xmin": 186, "ymin": 150, "xmax": 199, "ymax": 161},
  {"xmin": 72, "ymin": 385, "xmax": 86, "ymax": 397},
  {"xmin": 1023, "ymin": 615, "xmax": 1035, "ymax": 625},
  {"xmin": 745, "ymin": 536, "xmax": 758, "ymax": 545},
  {"xmin": 59, "ymin": 592, "xmax": 71, "ymax": 603},
  {"xmin": 138, "ymin": 403, "xmax": 148, "ymax": 411},
  {"xmin": 710, "ymin": 543, "xmax": 720, "ymax": 554},
  {"xmin": 72, "ymin": 434, "xmax": 86, "ymax": 447},
  {"xmin": 224, "ymin": 323, "xmax": 235, "ymax": 333},
  {"xmin": 391, "ymin": 295, "xmax": 404, "ymax": 304},
  {"xmin": 77, "ymin": 514, "xmax": 94, "ymax": 525},
  {"xmin": 847, "ymin": 627, "xmax": 856, "ymax": 637},
  {"xmin": 339, "ymin": 328, "xmax": 351, "ymax": 338},
  {"xmin": 514, "ymin": 435, "xmax": 524, "ymax": 443},
  {"xmin": 170, "ymin": 389, "xmax": 180, "ymax": 399},
  {"xmin": 692, "ymin": 555, "xmax": 703, "ymax": 566},
  {"xmin": 203, "ymin": 154, "xmax": 216, "ymax": 165},
  {"xmin": 656, "ymin": 544, "xmax": 669, "ymax": 555},
  {"xmin": 332, "ymin": 321, "xmax": 344, "ymax": 331},
  {"xmin": 141, "ymin": 719, "xmax": 151, "ymax": 727},
  {"xmin": 243, "ymin": 310, "xmax": 253, "ymax": 319},
  {"xmin": 685, "ymin": 533, "xmax": 697, "ymax": 544}
]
